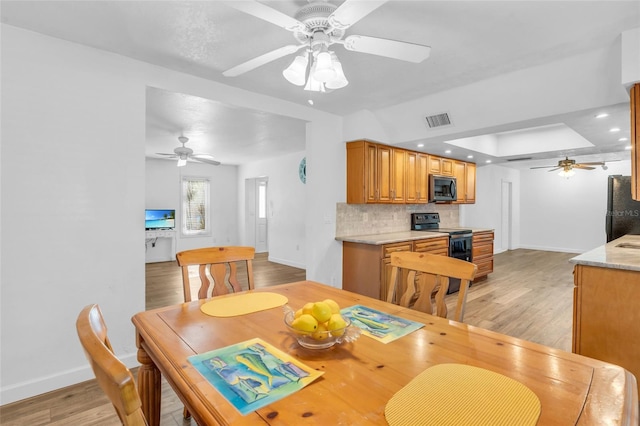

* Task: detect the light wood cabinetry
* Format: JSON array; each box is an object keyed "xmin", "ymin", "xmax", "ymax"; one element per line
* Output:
[
  {"xmin": 347, "ymin": 140, "xmax": 476, "ymax": 204},
  {"xmin": 631, "ymin": 83, "xmax": 639, "ymax": 200},
  {"xmin": 343, "ymin": 236, "xmax": 448, "ymax": 300},
  {"xmin": 573, "ymin": 264, "xmax": 640, "ymax": 394},
  {"xmin": 453, "ymin": 161, "xmax": 477, "ymax": 204},
  {"xmin": 472, "ymin": 231, "xmax": 494, "ymax": 281}
]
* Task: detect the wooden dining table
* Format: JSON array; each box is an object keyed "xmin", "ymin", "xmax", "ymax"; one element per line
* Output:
[{"xmin": 132, "ymin": 281, "xmax": 638, "ymax": 425}]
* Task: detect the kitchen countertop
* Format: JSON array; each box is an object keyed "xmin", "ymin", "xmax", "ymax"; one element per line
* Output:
[
  {"xmin": 570, "ymin": 234, "xmax": 640, "ymax": 272},
  {"xmin": 336, "ymin": 228, "xmax": 494, "ymax": 245}
]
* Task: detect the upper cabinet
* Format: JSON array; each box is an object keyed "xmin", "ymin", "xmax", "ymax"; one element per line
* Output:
[
  {"xmin": 346, "ymin": 140, "xmax": 476, "ymax": 204},
  {"xmin": 632, "ymin": 83, "xmax": 639, "ymax": 200}
]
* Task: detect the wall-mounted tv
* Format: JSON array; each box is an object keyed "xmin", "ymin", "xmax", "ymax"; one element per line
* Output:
[{"xmin": 145, "ymin": 209, "xmax": 175, "ymax": 230}]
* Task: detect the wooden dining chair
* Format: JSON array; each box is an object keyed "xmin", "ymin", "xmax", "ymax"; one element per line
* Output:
[
  {"xmin": 76, "ymin": 304, "xmax": 148, "ymax": 426},
  {"xmin": 175, "ymin": 246, "xmax": 255, "ymax": 419},
  {"xmin": 386, "ymin": 251, "xmax": 478, "ymax": 322},
  {"xmin": 175, "ymin": 246, "xmax": 256, "ymax": 302}
]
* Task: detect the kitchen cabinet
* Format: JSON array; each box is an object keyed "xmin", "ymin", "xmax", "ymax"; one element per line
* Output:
[
  {"xmin": 406, "ymin": 152, "xmax": 429, "ymax": 203},
  {"xmin": 631, "ymin": 83, "xmax": 639, "ymax": 200},
  {"xmin": 347, "ymin": 140, "xmax": 476, "ymax": 204},
  {"xmin": 472, "ymin": 231, "xmax": 494, "ymax": 280},
  {"xmin": 346, "ymin": 140, "xmax": 407, "ymax": 204},
  {"xmin": 453, "ymin": 161, "xmax": 477, "ymax": 204},
  {"xmin": 572, "ymin": 263, "xmax": 640, "ymax": 394},
  {"xmin": 343, "ymin": 236, "xmax": 448, "ymax": 301},
  {"xmin": 428, "ymin": 155, "xmax": 454, "ymax": 176}
]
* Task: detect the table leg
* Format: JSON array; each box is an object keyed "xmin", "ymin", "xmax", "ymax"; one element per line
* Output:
[{"xmin": 137, "ymin": 344, "xmax": 161, "ymax": 426}]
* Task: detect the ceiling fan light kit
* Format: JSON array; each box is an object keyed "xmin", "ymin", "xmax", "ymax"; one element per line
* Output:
[
  {"xmin": 530, "ymin": 156, "xmax": 614, "ymax": 178},
  {"xmin": 224, "ymin": 0, "xmax": 430, "ymax": 94}
]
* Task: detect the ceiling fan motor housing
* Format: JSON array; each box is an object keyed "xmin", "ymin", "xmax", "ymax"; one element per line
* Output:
[{"xmin": 293, "ymin": 2, "xmax": 345, "ymax": 45}]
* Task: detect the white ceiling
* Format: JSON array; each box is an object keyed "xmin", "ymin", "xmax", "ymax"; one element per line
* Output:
[{"xmin": 2, "ymin": 1, "xmax": 638, "ymax": 167}]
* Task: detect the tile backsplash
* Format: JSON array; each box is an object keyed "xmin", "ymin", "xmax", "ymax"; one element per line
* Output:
[{"xmin": 336, "ymin": 203, "xmax": 459, "ymax": 237}]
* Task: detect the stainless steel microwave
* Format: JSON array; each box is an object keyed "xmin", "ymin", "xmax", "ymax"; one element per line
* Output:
[{"xmin": 429, "ymin": 175, "xmax": 457, "ymax": 202}]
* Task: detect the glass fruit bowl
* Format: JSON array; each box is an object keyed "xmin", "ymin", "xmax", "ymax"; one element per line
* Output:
[{"xmin": 283, "ymin": 305, "xmax": 361, "ymax": 350}]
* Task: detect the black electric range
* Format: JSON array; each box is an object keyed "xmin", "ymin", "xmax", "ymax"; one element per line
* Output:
[{"xmin": 410, "ymin": 213, "xmax": 473, "ymax": 293}]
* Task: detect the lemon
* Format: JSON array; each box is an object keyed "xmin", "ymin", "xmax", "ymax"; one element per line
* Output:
[
  {"xmin": 302, "ymin": 302, "xmax": 315, "ymax": 315},
  {"xmin": 328, "ymin": 314, "xmax": 347, "ymax": 337},
  {"xmin": 291, "ymin": 314, "xmax": 318, "ymax": 333},
  {"xmin": 294, "ymin": 309, "xmax": 303, "ymax": 319},
  {"xmin": 323, "ymin": 299, "xmax": 340, "ymax": 314},
  {"xmin": 311, "ymin": 322, "xmax": 329, "ymax": 340},
  {"xmin": 311, "ymin": 301, "xmax": 332, "ymax": 323}
]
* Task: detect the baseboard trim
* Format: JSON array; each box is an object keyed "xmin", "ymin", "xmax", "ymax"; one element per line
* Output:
[
  {"xmin": 267, "ymin": 256, "xmax": 306, "ymax": 270},
  {"xmin": 0, "ymin": 353, "xmax": 138, "ymax": 406},
  {"xmin": 517, "ymin": 244, "xmax": 582, "ymax": 254}
]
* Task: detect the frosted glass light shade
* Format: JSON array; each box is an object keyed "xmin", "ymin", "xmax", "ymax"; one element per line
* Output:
[
  {"xmin": 558, "ymin": 168, "xmax": 575, "ymax": 178},
  {"xmin": 313, "ymin": 51, "xmax": 336, "ymax": 82},
  {"xmin": 283, "ymin": 54, "xmax": 308, "ymax": 86},
  {"xmin": 177, "ymin": 157, "xmax": 187, "ymax": 167},
  {"xmin": 325, "ymin": 53, "xmax": 348, "ymax": 89}
]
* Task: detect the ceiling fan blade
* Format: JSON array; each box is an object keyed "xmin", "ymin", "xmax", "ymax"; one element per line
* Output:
[
  {"xmin": 223, "ymin": 1, "xmax": 305, "ymax": 32},
  {"xmin": 343, "ymin": 35, "xmax": 431, "ymax": 63},
  {"xmin": 530, "ymin": 165, "xmax": 555, "ymax": 169},
  {"xmin": 574, "ymin": 165, "xmax": 596, "ymax": 170},
  {"xmin": 223, "ymin": 44, "xmax": 306, "ymax": 77},
  {"xmin": 192, "ymin": 157, "xmax": 221, "ymax": 166},
  {"xmin": 156, "ymin": 153, "xmax": 177, "ymax": 158},
  {"xmin": 576, "ymin": 162, "xmax": 605, "ymax": 166},
  {"xmin": 329, "ymin": 0, "xmax": 388, "ymax": 30},
  {"xmin": 547, "ymin": 167, "xmax": 562, "ymax": 172}
]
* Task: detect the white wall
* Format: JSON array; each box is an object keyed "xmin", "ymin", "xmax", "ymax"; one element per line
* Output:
[
  {"xmin": 238, "ymin": 151, "xmax": 307, "ymax": 269},
  {"xmin": 519, "ymin": 160, "xmax": 631, "ymax": 253},
  {"xmin": 145, "ymin": 158, "xmax": 239, "ymax": 262},
  {"xmin": 1, "ymin": 25, "xmax": 145, "ymax": 403},
  {"xmin": 1, "ymin": 24, "xmax": 341, "ymax": 404}
]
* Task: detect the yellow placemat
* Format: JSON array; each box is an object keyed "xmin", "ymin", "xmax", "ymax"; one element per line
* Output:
[
  {"xmin": 200, "ymin": 292, "xmax": 288, "ymax": 317},
  {"xmin": 385, "ymin": 364, "xmax": 540, "ymax": 426}
]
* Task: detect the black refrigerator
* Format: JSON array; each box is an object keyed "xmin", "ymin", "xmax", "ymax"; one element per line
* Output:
[{"xmin": 606, "ymin": 175, "xmax": 640, "ymax": 242}]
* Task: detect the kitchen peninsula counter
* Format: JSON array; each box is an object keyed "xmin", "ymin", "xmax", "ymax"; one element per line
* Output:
[
  {"xmin": 569, "ymin": 234, "xmax": 640, "ymax": 271},
  {"xmin": 570, "ymin": 234, "xmax": 640, "ymax": 395},
  {"xmin": 336, "ymin": 228, "xmax": 493, "ymax": 245}
]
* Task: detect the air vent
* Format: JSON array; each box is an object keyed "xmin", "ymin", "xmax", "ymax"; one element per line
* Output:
[
  {"xmin": 424, "ymin": 112, "xmax": 452, "ymax": 128},
  {"xmin": 507, "ymin": 157, "xmax": 533, "ymax": 162}
]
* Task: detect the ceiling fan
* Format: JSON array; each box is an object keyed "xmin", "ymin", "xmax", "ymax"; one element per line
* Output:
[
  {"xmin": 530, "ymin": 156, "xmax": 610, "ymax": 177},
  {"xmin": 156, "ymin": 136, "xmax": 220, "ymax": 167},
  {"xmin": 222, "ymin": 0, "xmax": 431, "ymax": 91}
]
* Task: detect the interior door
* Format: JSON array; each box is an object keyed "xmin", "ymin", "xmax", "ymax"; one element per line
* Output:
[
  {"xmin": 501, "ymin": 180, "xmax": 512, "ymax": 251},
  {"xmin": 255, "ymin": 178, "xmax": 268, "ymax": 253}
]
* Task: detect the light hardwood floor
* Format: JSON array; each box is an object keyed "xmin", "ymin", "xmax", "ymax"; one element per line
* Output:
[{"xmin": 1, "ymin": 249, "xmax": 576, "ymax": 425}]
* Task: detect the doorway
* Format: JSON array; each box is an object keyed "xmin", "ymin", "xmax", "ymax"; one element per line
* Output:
[
  {"xmin": 500, "ymin": 180, "xmax": 512, "ymax": 251},
  {"xmin": 245, "ymin": 177, "xmax": 269, "ymax": 253}
]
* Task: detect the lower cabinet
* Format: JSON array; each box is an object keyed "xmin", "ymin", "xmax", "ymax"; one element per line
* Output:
[
  {"xmin": 573, "ymin": 264, "xmax": 640, "ymax": 394},
  {"xmin": 472, "ymin": 231, "xmax": 494, "ymax": 281},
  {"xmin": 342, "ymin": 237, "xmax": 448, "ymax": 301}
]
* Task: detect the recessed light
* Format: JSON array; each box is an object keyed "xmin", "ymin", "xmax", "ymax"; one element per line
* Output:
[
  {"xmin": 307, "ymin": 99, "xmax": 314, "ymax": 105},
  {"xmin": 417, "ymin": 143, "xmax": 424, "ymax": 148},
  {"xmin": 619, "ymin": 137, "xmax": 629, "ymax": 142},
  {"xmin": 467, "ymin": 155, "xmax": 473, "ymax": 159},
  {"xmin": 444, "ymin": 150, "xmax": 452, "ymax": 154},
  {"xmin": 595, "ymin": 113, "xmax": 609, "ymax": 118},
  {"xmin": 485, "ymin": 160, "xmax": 492, "ymax": 163},
  {"xmin": 610, "ymin": 127, "xmax": 621, "ymax": 132},
  {"xmin": 625, "ymin": 145, "xmax": 632, "ymax": 150}
]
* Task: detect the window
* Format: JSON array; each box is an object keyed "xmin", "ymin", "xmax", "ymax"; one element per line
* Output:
[
  {"xmin": 181, "ymin": 177, "xmax": 210, "ymax": 236},
  {"xmin": 258, "ymin": 181, "xmax": 267, "ymax": 219}
]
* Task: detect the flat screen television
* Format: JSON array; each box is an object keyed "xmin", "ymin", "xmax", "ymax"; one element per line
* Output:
[{"xmin": 145, "ymin": 209, "xmax": 175, "ymax": 230}]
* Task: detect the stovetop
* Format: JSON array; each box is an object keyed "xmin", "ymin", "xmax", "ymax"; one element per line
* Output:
[
  {"xmin": 415, "ymin": 227, "xmax": 472, "ymax": 235},
  {"xmin": 410, "ymin": 212, "xmax": 471, "ymax": 235}
]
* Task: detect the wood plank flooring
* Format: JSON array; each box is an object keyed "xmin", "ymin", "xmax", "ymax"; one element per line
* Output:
[{"xmin": 1, "ymin": 249, "xmax": 576, "ymax": 425}]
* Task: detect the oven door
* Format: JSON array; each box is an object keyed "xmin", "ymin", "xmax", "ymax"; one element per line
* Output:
[{"xmin": 447, "ymin": 233, "xmax": 472, "ymax": 294}]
